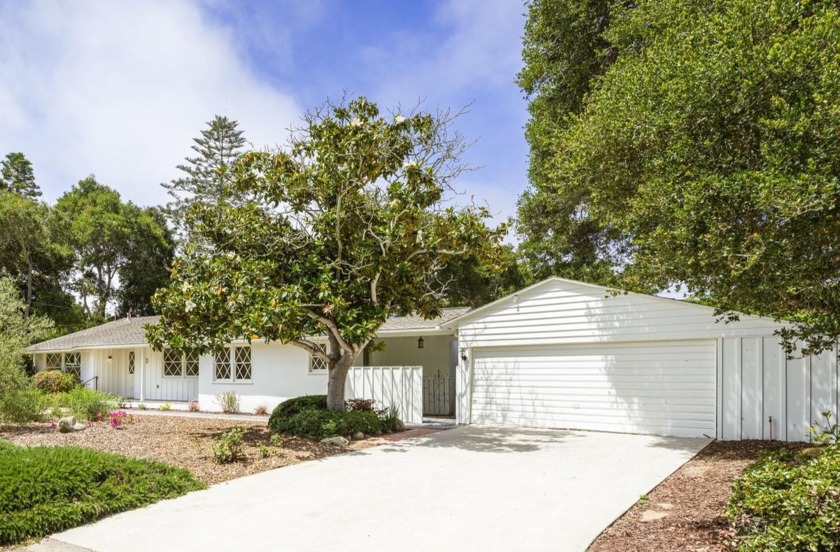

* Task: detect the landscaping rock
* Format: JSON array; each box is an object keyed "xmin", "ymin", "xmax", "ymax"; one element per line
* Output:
[
  {"xmin": 57, "ymin": 417, "xmax": 78, "ymax": 433},
  {"xmin": 72, "ymin": 422, "xmax": 86, "ymax": 431},
  {"xmin": 640, "ymin": 510, "xmax": 668, "ymax": 522},
  {"xmin": 394, "ymin": 420, "xmax": 405, "ymax": 432},
  {"xmin": 320, "ymin": 436, "xmax": 349, "ymax": 447},
  {"xmin": 352, "ymin": 431, "xmax": 365, "ymax": 441}
]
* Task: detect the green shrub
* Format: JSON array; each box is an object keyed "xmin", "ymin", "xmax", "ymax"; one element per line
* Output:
[
  {"xmin": 258, "ymin": 444, "xmax": 272, "ymax": 458},
  {"xmin": 31, "ymin": 370, "xmax": 78, "ymax": 394},
  {"xmin": 726, "ymin": 444, "xmax": 840, "ymax": 551},
  {"xmin": 53, "ymin": 387, "xmax": 118, "ymax": 421},
  {"xmin": 0, "ymin": 442, "xmax": 205, "ymax": 544},
  {"xmin": 380, "ymin": 405, "xmax": 404, "ymax": 433},
  {"xmin": 270, "ymin": 395, "xmax": 328, "ymax": 423},
  {"xmin": 211, "ymin": 428, "xmax": 244, "ymax": 464},
  {"xmin": 0, "ymin": 388, "xmax": 46, "ymax": 424},
  {"xmin": 270, "ymin": 409, "xmax": 384, "ymax": 440}
]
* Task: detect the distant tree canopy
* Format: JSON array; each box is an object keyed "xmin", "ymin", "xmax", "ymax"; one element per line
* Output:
[
  {"xmin": 163, "ymin": 115, "xmax": 247, "ymax": 246},
  {"xmin": 0, "ymin": 152, "xmax": 41, "ymax": 198},
  {"xmin": 55, "ymin": 177, "xmax": 174, "ymax": 320},
  {"xmin": 517, "ymin": 0, "xmax": 840, "ymax": 354}
]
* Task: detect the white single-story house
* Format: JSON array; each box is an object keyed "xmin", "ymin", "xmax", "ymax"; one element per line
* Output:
[
  {"xmin": 27, "ymin": 277, "xmax": 838, "ymax": 442},
  {"xmin": 27, "ymin": 309, "xmax": 466, "ymax": 424}
]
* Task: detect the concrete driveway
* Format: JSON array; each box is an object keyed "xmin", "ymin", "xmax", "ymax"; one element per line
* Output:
[{"xmin": 35, "ymin": 426, "xmax": 708, "ymax": 552}]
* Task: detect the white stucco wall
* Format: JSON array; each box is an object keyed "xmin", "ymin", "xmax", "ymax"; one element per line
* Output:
[{"xmin": 198, "ymin": 342, "xmax": 327, "ymax": 413}]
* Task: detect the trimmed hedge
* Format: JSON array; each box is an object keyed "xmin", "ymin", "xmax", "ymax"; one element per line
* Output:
[
  {"xmin": 271, "ymin": 395, "xmax": 328, "ymax": 419},
  {"xmin": 726, "ymin": 445, "xmax": 840, "ymax": 551},
  {"xmin": 31, "ymin": 370, "xmax": 78, "ymax": 394},
  {"xmin": 270, "ymin": 408, "xmax": 384, "ymax": 440},
  {"xmin": 0, "ymin": 440, "xmax": 206, "ymax": 544}
]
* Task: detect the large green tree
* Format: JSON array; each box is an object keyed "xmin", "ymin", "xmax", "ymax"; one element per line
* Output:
[
  {"xmin": 518, "ymin": 0, "xmax": 840, "ymax": 353},
  {"xmin": 0, "ymin": 152, "xmax": 41, "ymax": 198},
  {"xmin": 148, "ymin": 97, "xmax": 506, "ymax": 410},
  {"xmin": 163, "ymin": 116, "xmax": 247, "ymax": 244},
  {"xmin": 0, "ymin": 192, "xmax": 73, "ymax": 324},
  {"xmin": 55, "ymin": 178, "xmax": 174, "ymax": 320},
  {"xmin": 516, "ymin": 0, "xmax": 625, "ymax": 283}
]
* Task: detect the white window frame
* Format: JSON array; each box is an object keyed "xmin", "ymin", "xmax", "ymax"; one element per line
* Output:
[
  {"xmin": 309, "ymin": 344, "xmax": 328, "ymax": 374},
  {"xmin": 45, "ymin": 352, "xmax": 81, "ymax": 378},
  {"xmin": 213, "ymin": 346, "xmax": 252, "ymax": 384},
  {"xmin": 162, "ymin": 348, "xmax": 200, "ymax": 378}
]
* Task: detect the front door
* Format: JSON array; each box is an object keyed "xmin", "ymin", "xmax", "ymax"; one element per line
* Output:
[{"xmin": 125, "ymin": 350, "xmax": 136, "ymax": 399}]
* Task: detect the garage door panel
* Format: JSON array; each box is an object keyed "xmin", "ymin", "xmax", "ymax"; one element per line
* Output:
[{"xmin": 471, "ymin": 340, "xmax": 716, "ymax": 438}]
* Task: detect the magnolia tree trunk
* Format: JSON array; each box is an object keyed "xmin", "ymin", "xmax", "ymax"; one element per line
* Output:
[{"xmin": 326, "ymin": 354, "xmax": 355, "ymax": 411}]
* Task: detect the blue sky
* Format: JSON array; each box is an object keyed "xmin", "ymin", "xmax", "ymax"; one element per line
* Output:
[{"xmin": 0, "ymin": 0, "xmax": 528, "ymax": 225}]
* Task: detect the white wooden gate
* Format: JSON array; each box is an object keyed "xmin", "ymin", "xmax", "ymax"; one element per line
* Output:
[{"xmin": 347, "ymin": 366, "xmax": 423, "ymax": 425}]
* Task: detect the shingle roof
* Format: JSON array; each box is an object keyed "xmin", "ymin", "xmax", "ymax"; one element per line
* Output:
[
  {"xmin": 25, "ymin": 307, "xmax": 470, "ymax": 353},
  {"xmin": 27, "ymin": 316, "xmax": 158, "ymax": 353},
  {"xmin": 380, "ymin": 307, "xmax": 471, "ymax": 331}
]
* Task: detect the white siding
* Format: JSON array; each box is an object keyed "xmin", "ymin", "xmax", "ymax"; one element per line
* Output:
[
  {"xmin": 141, "ymin": 348, "xmax": 198, "ymax": 402},
  {"xmin": 719, "ymin": 338, "xmax": 838, "ymax": 442},
  {"xmin": 469, "ymin": 340, "xmax": 716, "ymax": 438},
  {"xmin": 456, "ymin": 278, "xmax": 839, "ymax": 442},
  {"xmin": 457, "ymin": 279, "xmax": 782, "ymax": 349}
]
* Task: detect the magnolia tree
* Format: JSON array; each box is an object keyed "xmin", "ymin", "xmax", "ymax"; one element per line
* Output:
[{"xmin": 147, "ymin": 97, "xmax": 506, "ymax": 410}]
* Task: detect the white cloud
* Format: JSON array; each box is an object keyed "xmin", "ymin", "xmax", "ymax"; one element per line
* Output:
[
  {"xmin": 0, "ymin": 0, "xmax": 302, "ymax": 206},
  {"xmin": 354, "ymin": 0, "xmax": 529, "ymax": 231}
]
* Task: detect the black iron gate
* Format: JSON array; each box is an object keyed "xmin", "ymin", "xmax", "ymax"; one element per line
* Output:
[{"xmin": 423, "ymin": 370, "xmax": 453, "ymax": 416}]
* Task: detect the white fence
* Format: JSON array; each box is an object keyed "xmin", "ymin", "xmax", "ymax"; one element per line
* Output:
[{"xmin": 346, "ymin": 366, "xmax": 423, "ymax": 425}]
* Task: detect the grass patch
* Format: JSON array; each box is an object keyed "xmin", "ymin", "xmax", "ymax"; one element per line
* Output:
[
  {"xmin": 0, "ymin": 439, "xmax": 206, "ymax": 545},
  {"xmin": 726, "ymin": 444, "xmax": 840, "ymax": 551}
]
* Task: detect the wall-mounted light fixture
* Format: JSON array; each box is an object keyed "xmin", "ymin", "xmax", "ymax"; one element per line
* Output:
[
  {"xmin": 460, "ymin": 348, "xmax": 468, "ymax": 362},
  {"xmin": 107, "ymin": 355, "xmax": 113, "ymax": 362},
  {"xmin": 417, "ymin": 337, "xmax": 425, "ymax": 349}
]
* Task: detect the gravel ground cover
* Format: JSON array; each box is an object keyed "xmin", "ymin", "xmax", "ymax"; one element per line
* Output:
[
  {"xmin": 0, "ymin": 414, "xmax": 400, "ymax": 485},
  {"xmin": 589, "ymin": 440, "xmax": 803, "ymax": 551}
]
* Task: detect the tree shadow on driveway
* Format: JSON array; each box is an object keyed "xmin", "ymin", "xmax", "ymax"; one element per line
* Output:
[{"xmin": 360, "ymin": 425, "xmax": 586, "ymax": 454}]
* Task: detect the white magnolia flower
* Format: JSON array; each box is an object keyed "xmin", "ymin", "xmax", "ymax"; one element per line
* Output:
[
  {"xmin": 394, "ymin": 115, "xmax": 406, "ymax": 123},
  {"xmin": 350, "ymin": 117, "xmax": 363, "ymax": 127},
  {"xmin": 185, "ymin": 300, "xmax": 196, "ymax": 313}
]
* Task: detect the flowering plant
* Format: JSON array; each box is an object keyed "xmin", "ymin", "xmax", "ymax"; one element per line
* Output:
[{"xmin": 108, "ymin": 410, "xmax": 135, "ymax": 428}]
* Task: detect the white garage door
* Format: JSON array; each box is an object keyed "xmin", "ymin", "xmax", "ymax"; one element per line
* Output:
[{"xmin": 471, "ymin": 340, "xmax": 716, "ymax": 438}]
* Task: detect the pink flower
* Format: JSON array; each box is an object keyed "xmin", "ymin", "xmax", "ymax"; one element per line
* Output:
[{"xmin": 49, "ymin": 422, "xmax": 57, "ymax": 429}]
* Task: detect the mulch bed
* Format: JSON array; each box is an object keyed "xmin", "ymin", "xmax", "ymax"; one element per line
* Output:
[
  {"xmin": 589, "ymin": 440, "xmax": 803, "ymax": 552},
  {"xmin": 0, "ymin": 415, "xmax": 426, "ymax": 486}
]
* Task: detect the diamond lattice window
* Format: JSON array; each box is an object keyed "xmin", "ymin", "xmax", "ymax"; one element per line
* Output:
[
  {"xmin": 163, "ymin": 349, "xmax": 182, "ymax": 377},
  {"xmin": 234, "ymin": 347, "xmax": 251, "ymax": 381},
  {"xmin": 64, "ymin": 353, "xmax": 81, "ymax": 378},
  {"xmin": 310, "ymin": 344, "xmax": 328, "ymax": 372},
  {"xmin": 46, "ymin": 353, "xmax": 61, "ymax": 369},
  {"xmin": 214, "ymin": 349, "xmax": 231, "ymax": 381},
  {"xmin": 184, "ymin": 350, "xmax": 199, "ymax": 377},
  {"xmin": 128, "ymin": 351, "xmax": 135, "ymax": 375}
]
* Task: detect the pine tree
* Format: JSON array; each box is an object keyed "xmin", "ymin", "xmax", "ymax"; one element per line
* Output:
[
  {"xmin": 0, "ymin": 153, "xmax": 41, "ymax": 198},
  {"xmin": 163, "ymin": 116, "xmax": 246, "ymax": 242}
]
